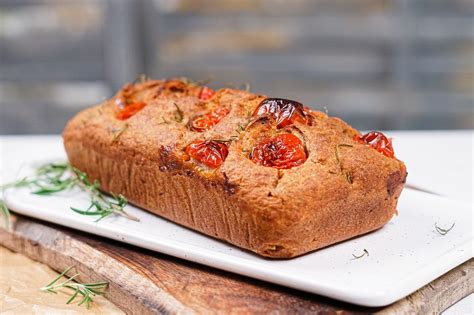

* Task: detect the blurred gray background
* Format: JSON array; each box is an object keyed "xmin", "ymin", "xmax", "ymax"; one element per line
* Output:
[{"xmin": 0, "ymin": 0, "xmax": 473, "ymax": 134}]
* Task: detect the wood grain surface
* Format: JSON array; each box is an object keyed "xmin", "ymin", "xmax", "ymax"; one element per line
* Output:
[{"xmin": 0, "ymin": 214, "xmax": 472, "ymax": 314}]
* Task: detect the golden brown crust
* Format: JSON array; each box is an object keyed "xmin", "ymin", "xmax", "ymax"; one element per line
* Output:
[{"xmin": 63, "ymin": 78, "xmax": 407, "ymax": 258}]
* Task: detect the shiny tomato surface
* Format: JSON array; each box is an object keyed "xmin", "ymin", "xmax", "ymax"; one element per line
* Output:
[
  {"xmin": 251, "ymin": 134, "xmax": 307, "ymax": 169},
  {"xmin": 199, "ymin": 86, "xmax": 215, "ymax": 100},
  {"xmin": 116, "ymin": 102, "xmax": 146, "ymax": 120},
  {"xmin": 253, "ymin": 98, "xmax": 309, "ymax": 128},
  {"xmin": 185, "ymin": 140, "xmax": 229, "ymax": 168},
  {"xmin": 190, "ymin": 107, "xmax": 230, "ymax": 132},
  {"xmin": 356, "ymin": 131, "xmax": 395, "ymax": 158}
]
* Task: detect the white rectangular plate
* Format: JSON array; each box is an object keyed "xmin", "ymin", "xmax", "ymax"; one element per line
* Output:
[{"xmin": 4, "ymin": 168, "xmax": 472, "ymax": 307}]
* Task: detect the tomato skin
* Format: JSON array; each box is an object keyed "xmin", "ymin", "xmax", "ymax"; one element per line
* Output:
[
  {"xmin": 253, "ymin": 98, "xmax": 309, "ymax": 128},
  {"xmin": 356, "ymin": 131, "xmax": 395, "ymax": 158},
  {"xmin": 185, "ymin": 140, "xmax": 229, "ymax": 168},
  {"xmin": 190, "ymin": 107, "xmax": 230, "ymax": 132},
  {"xmin": 251, "ymin": 134, "xmax": 307, "ymax": 169},
  {"xmin": 199, "ymin": 86, "xmax": 215, "ymax": 100},
  {"xmin": 116, "ymin": 102, "xmax": 146, "ymax": 120}
]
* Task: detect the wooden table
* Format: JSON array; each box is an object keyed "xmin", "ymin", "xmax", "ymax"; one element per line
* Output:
[
  {"xmin": 1, "ymin": 133, "xmax": 473, "ymax": 313},
  {"xmin": 1, "ymin": 214, "xmax": 472, "ymax": 314}
]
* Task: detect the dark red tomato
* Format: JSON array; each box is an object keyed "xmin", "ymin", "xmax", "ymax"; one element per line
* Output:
[
  {"xmin": 199, "ymin": 86, "xmax": 215, "ymax": 100},
  {"xmin": 356, "ymin": 131, "xmax": 395, "ymax": 158},
  {"xmin": 253, "ymin": 98, "xmax": 309, "ymax": 128},
  {"xmin": 116, "ymin": 102, "xmax": 146, "ymax": 120},
  {"xmin": 190, "ymin": 107, "xmax": 230, "ymax": 132},
  {"xmin": 185, "ymin": 140, "xmax": 229, "ymax": 168},
  {"xmin": 251, "ymin": 134, "xmax": 307, "ymax": 169}
]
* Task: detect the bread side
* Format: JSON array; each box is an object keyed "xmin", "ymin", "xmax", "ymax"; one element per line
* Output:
[{"xmin": 63, "ymin": 78, "xmax": 407, "ymax": 258}]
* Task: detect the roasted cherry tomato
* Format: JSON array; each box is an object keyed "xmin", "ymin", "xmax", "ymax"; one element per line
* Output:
[
  {"xmin": 116, "ymin": 102, "xmax": 146, "ymax": 120},
  {"xmin": 356, "ymin": 131, "xmax": 394, "ymax": 158},
  {"xmin": 190, "ymin": 107, "xmax": 230, "ymax": 132},
  {"xmin": 253, "ymin": 98, "xmax": 309, "ymax": 129},
  {"xmin": 199, "ymin": 86, "xmax": 215, "ymax": 100},
  {"xmin": 250, "ymin": 134, "xmax": 307, "ymax": 169},
  {"xmin": 185, "ymin": 140, "xmax": 229, "ymax": 168}
]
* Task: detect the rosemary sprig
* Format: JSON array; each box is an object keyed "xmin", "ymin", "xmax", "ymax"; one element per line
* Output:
[
  {"xmin": 435, "ymin": 222, "xmax": 455, "ymax": 235},
  {"xmin": 173, "ymin": 103, "xmax": 184, "ymax": 123},
  {"xmin": 352, "ymin": 249, "xmax": 369, "ymax": 259},
  {"xmin": 41, "ymin": 266, "xmax": 108, "ymax": 309},
  {"xmin": 2, "ymin": 163, "xmax": 138, "ymax": 222}
]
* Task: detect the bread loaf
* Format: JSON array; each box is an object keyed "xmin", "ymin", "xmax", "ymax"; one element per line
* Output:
[{"xmin": 63, "ymin": 78, "xmax": 407, "ymax": 258}]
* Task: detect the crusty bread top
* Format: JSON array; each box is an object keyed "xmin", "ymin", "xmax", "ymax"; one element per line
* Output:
[{"xmin": 64, "ymin": 78, "xmax": 407, "ymax": 233}]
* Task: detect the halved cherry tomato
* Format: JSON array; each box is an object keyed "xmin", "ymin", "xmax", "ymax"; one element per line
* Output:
[
  {"xmin": 250, "ymin": 134, "xmax": 307, "ymax": 169},
  {"xmin": 190, "ymin": 107, "xmax": 230, "ymax": 132},
  {"xmin": 199, "ymin": 86, "xmax": 215, "ymax": 100},
  {"xmin": 253, "ymin": 98, "xmax": 309, "ymax": 129},
  {"xmin": 185, "ymin": 140, "xmax": 229, "ymax": 168},
  {"xmin": 356, "ymin": 131, "xmax": 395, "ymax": 158},
  {"xmin": 116, "ymin": 102, "xmax": 146, "ymax": 120}
]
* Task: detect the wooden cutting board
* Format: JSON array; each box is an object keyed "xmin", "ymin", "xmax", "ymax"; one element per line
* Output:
[{"xmin": 0, "ymin": 214, "xmax": 472, "ymax": 314}]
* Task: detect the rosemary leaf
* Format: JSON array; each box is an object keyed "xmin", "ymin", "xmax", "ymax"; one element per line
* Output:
[
  {"xmin": 112, "ymin": 123, "xmax": 129, "ymax": 142},
  {"xmin": 235, "ymin": 124, "xmax": 246, "ymax": 134},
  {"xmin": 157, "ymin": 116, "xmax": 170, "ymax": 125},
  {"xmin": 345, "ymin": 172, "xmax": 353, "ymax": 184},
  {"xmin": 173, "ymin": 103, "xmax": 184, "ymax": 123},
  {"xmin": 43, "ymin": 266, "xmax": 74, "ymax": 288},
  {"xmin": 435, "ymin": 222, "xmax": 455, "ymax": 235},
  {"xmin": 352, "ymin": 249, "xmax": 369, "ymax": 259},
  {"xmin": 66, "ymin": 289, "xmax": 80, "ymax": 304},
  {"xmin": 210, "ymin": 135, "xmax": 239, "ymax": 144}
]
